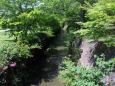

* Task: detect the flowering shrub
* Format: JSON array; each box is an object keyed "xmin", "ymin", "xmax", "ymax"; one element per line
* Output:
[
  {"xmin": 0, "ymin": 41, "xmax": 32, "ymax": 85},
  {"xmin": 0, "ymin": 42, "xmax": 31, "ymax": 71}
]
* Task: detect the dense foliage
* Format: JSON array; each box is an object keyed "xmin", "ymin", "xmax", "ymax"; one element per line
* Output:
[
  {"xmin": 75, "ymin": 0, "xmax": 115, "ymax": 46},
  {"xmin": 59, "ymin": 55, "xmax": 115, "ymax": 86},
  {"xmin": 0, "ymin": 0, "xmax": 115, "ymax": 85},
  {"xmin": 0, "ymin": 42, "xmax": 31, "ymax": 67},
  {"xmin": 39, "ymin": 0, "xmax": 82, "ymax": 27},
  {"xmin": 0, "ymin": 0, "xmax": 60, "ymax": 85},
  {"xmin": 59, "ymin": 0, "xmax": 115, "ymax": 86},
  {"xmin": 0, "ymin": 0, "xmax": 39, "ymax": 17},
  {"xmin": 2, "ymin": 9, "xmax": 60, "ymax": 47}
]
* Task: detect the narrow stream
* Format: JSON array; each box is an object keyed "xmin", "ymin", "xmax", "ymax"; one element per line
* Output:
[{"xmin": 30, "ymin": 27, "xmax": 68, "ymax": 86}]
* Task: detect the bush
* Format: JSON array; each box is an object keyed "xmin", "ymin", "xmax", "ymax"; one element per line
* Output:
[
  {"xmin": 59, "ymin": 54, "xmax": 115, "ymax": 86},
  {"xmin": 0, "ymin": 41, "xmax": 32, "ymax": 85},
  {"xmin": 0, "ymin": 42, "xmax": 31, "ymax": 68}
]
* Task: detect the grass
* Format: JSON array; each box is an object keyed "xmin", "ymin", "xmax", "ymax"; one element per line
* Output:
[{"xmin": 0, "ymin": 31, "xmax": 15, "ymax": 46}]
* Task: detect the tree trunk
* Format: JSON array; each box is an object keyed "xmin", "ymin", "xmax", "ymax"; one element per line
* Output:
[{"xmin": 77, "ymin": 39, "xmax": 98, "ymax": 69}]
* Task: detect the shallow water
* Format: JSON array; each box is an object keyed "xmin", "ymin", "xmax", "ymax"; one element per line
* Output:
[{"xmin": 30, "ymin": 27, "xmax": 67, "ymax": 86}]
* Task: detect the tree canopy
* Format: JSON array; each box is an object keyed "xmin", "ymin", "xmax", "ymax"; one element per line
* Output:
[
  {"xmin": 0, "ymin": 0, "xmax": 39, "ymax": 17},
  {"xmin": 76, "ymin": 0, "xmax": 115, "ymax": 46}
]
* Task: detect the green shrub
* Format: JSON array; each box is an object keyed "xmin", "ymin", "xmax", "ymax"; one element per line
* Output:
[
  {"xmin": 59, "ymin": 54, "xmax": 115, "ymax": 86},
  {"xmin": 0, "ymin": 42, "xmax": 31, "ymax": 68}
]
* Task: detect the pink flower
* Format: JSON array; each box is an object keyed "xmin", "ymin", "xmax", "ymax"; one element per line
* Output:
[
  {"xmin": 2, "ymin": 66, "xmax": 7, "ymax": 71},
  {"xmin": 10, "ymin": 62, "xmax": 16, "ymax": 67},
  {"xmin": 2, "ymin": 67, "xmax": 7, "ymax": 71},
  {"xmin": 1, "ymin": 66, "xmax": 7, "ymax": 74}
]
